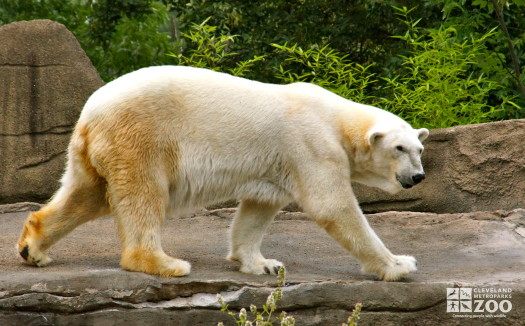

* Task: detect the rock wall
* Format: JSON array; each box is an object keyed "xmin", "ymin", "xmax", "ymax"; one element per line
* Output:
[
  {"xmin": 355, "ymin": 119, "xmax": 525, "ymax": 213},
  {"xmin": 0, "ymin": 20, "xmax": 104, "ymax": 204}
]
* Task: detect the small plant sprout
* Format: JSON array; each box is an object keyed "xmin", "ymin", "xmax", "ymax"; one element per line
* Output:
[
  {"xmin": 217, "ymin": 267, "xmax": 361, "ymax": 326},
  {"xmin": 342, "ymin": 302, "xmax": 363, "ymax": 326},
  {"xmin": 217, "ymin": 266, "xmax": 295, "ymax": 326}
]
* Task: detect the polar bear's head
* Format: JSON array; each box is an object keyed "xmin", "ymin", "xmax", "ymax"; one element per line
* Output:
[{"xmin": 361, "ymin": 122, "xmax": 429, "ymax": 194}]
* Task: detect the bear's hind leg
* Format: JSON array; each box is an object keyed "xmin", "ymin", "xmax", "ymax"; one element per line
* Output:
[
  {"xmin": 111, "ymin": 179, "xmax": 191, "ymax": 277},
  {"xmin": 17, "ymin": 181, "xmax": 109, "ymax": 267},
  {"xmin": 228, "ymin": 200, "xmax": 284, "ymax": 275}
]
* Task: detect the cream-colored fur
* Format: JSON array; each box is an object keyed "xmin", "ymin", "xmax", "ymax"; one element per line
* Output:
[{"xmin": 17, "ymin": 66, "xmax": 428, "ymax": 281}]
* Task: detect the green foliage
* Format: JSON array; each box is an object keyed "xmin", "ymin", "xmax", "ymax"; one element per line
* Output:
[
  {"xmin": 0, "ymin": 0, "xmax": 89, "ymax": 29},
  {"xmin": 172, "ymin": 14, "xmax": 519, "ymax": 129},
  {"xmin": 1, "ymin": 0, "xmax": 524, "ymax": 126},
  {"xmin": 87, "ymin": 1, "xmax": 173, "ymax": 80},
  {"xmin": 165, "ymin": 0, "xmax": 438, "ymax": 77},
  {"xmin": 88, "ymin": 0, "xmax": 156, "ymax": 47},
  {"xmin": 425, "ymin": 0, "xmax": 525, "ymax": 116},
  {"xmin": 0, "ymin": 0, "xmax": 175, "ymax": 81},
  {"xmin": 166, "ymin": 18, "xmax": 265, "ymax": 77},
  {"xmin": 272, "ymin": 43, "xmax": 377, "ymax": 104},
  {"xmin": 379, "ymin": 6, "xmax": 512, "ymax": 128}
]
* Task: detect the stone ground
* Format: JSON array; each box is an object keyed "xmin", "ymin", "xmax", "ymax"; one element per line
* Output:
[{"xmin": 0, "ymin": 204, "xmax": 524, "ymax": 325}]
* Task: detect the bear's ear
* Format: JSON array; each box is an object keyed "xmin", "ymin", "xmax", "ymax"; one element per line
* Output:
[
  {"xmin": 367, "ymin": 129, "xmax": 384, "ymax": 147},
  {"xmin": 417, "ymin": 128, "xmax": 429, "ymax": 142}
]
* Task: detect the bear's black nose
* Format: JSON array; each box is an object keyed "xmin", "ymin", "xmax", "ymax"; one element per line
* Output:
[{"xmin": 412, "ymin": 173, "xmax": 426, "ymax": 184}]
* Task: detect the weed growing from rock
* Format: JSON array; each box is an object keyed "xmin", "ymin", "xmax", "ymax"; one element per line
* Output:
[
  {"xmin": 217, "ymin": 266, "xmax": 294, "ymax": 326},
  {"xmin": 217, "ymin": 266, "xmax": 362, "ymax": 326},
  {"xmin": 342, "ymin": 302, "xmax": 362, "ymax": 326}
]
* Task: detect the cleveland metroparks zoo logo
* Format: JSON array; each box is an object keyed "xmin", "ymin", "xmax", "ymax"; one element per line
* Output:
[{"xmin": 447, "ymin": 287, "xmax": 513, "ymax": 319}]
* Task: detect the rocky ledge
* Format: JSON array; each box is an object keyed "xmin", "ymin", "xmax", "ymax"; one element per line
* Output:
[{"xmin": 1, "ymin": 206, "xmax": 524, "ymax": 325}]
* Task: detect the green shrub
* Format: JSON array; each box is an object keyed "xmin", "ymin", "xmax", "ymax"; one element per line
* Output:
[
  {"xmin": 172, "ymin": 16, "xmax": 519, "ymax": 130},
  {"xmin": 378, "ymin": 6, "xmax": 517, "ymax": 129},
  {"xmin": 272, "ymin": 43, "xmax": 377, "ymax": 104},
  {"xmin": 88, "ymin": 1, "xmax": 173, "ymax": 81},
  {"xmin": 2, "ymin": 1, "xmax": 522, "ymax": 125},
  {"xmin": 167, "ymin": 18, "xmax": 265, "ymax": 78}
]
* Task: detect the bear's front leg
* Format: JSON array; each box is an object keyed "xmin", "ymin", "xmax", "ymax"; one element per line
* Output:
[
  {"xmin": 228, "ymin": 200, "xmax": 285, "ymax": 275},
  {"xmin": 316, "ymin": 216, "xmax": 417, "ymax": 281},
  {"xmin": 299, "ymin": 165, "xmax": 417, "ymax": 281}
]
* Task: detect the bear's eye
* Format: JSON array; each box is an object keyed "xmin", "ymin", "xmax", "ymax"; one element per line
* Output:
[{"xmin": 396, "ymin": 145, "xmax": 405, "ymax": 152}]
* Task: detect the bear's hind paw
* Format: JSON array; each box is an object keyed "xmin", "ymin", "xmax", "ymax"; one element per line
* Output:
[
  {"xmin": 17, "ymin": 244, "xmax": 53, "ymax": 267},
  {"xmin": 239, "ymin": 258, "xmax": 284, "ymax": 275},
  {"xmin": 121, "ymin": 250, "xmax": 191, "ymax": 277}
]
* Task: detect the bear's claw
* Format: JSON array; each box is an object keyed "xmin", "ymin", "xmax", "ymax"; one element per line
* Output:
[
  {"xmin": 19, "ymin": 245, "xmax": 29, "ymax": 260},
  {"xmin": 17, "ymin": 243, "xmax": 53, "ymax": 267},
  {"xmin": 263, "ymin": 266, "xmax": 281, "ymax": 275}
]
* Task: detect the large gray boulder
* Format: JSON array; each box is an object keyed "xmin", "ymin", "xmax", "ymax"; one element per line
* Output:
[
  {"xmin": 355, "ymin": 119, "xmax": 525, "ymax": 213},
  {"xmin": 0, "ymin": 19, "xmax": 104, "ymax": 204}
]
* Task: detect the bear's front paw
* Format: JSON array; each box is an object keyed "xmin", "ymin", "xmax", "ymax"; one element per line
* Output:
[
  {"xmin": 381, "ymin": 255, "xmax": 417, "ymax": 281},
  {"xmin": 363, "ymin": 255, "xmax": 417, "ymax": 281},
  {"xmin": 239, "ymin": 258, "xmax": 284, "ymax": 275}
]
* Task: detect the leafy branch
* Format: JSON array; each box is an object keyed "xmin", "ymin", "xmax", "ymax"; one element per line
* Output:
[{"xmin": 490, "ymin": 0, "xmax": 525, "ymax": 100}]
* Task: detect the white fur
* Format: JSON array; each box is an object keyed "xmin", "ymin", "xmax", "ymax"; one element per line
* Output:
[{"xmin": 18, "ymin": 66, "xmax": 428, "ymax": 281}]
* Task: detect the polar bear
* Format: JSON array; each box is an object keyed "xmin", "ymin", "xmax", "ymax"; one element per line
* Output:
[{"xmin": 17, "ymin": 66, "xmax": 428, "ymax": 281}]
